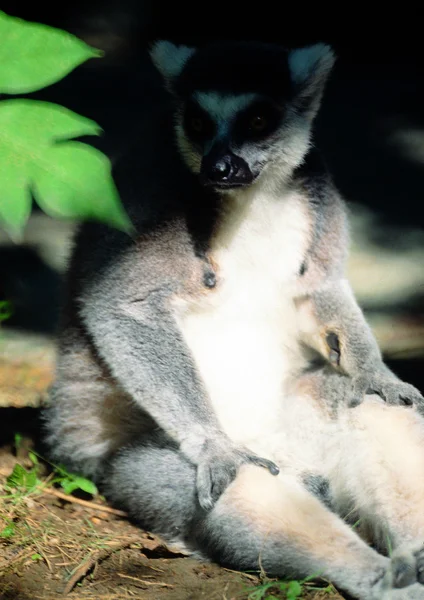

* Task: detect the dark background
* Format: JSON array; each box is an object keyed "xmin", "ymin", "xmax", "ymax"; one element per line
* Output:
[{"xmin": 1, "ymin": 1, "xmax": 424, "ymax": 333}]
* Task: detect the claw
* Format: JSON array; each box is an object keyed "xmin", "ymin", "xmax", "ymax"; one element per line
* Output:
[
  {"xmin": 250, "ymin": 456, "xmax": 280, "ymax": 476},
  {"xmin": 350, "ymin": 372, "xmax": 424, "ymax": 411},
  {"xmin": 196, "ymin": 441, "xmax": 281, "ymax": 511},
  {"xmin": 268, "ymin": 463, "xmax": 280, "ymax": 476}
]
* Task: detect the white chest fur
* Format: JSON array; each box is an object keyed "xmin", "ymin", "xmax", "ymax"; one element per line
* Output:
[{"xmin": 177, "ymin": 186, "xmax": 311, "ymax": 445}]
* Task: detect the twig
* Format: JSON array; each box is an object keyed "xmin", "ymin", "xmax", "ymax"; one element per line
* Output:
[
  {"xmin": 223, "ymin": 567, "xmax": 258, "ymax": 582},
  {"xmin": 41, "ymin": 488, "xmax": 127, "ymax": 517},
  {"xmin": 63, "ymin": 539, "xmax": 138, "ymax": 595},
  {"xmin": 24, "ymin": 519, "xmax": 53, "ymax": 572},
  {"xmin": 117, "ymin": 572, "xmax": 174, "ymax": 588}
]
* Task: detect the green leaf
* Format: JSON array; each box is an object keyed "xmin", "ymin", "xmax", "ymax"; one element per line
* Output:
[
  {"xmin": 0, "ymin": 301, "xmax": 13, "ymax": 322},
  {"xmin": 28, "ymin": 452, "xmax": 38, "ymax": 466},
  {"xmin": 286, "ymin": 581, "xmax": 302, "ymax": 599},
  {"xmin": 247, "ymin": 583, "xmax": 274, "ymax": 600},
  {"xmin": 27, "ymin": 471, "xmax": 38, "ymax": 490},
  {"xmin": 60, "ymin": 476, "xmax": 98, "ymax": 496},
  {"xmin": 0, "ymin": 524, "xmax": 15, "ymax": 538},
  {"xmin": 32, "ymin": 142, "xmax": 132, "ymax": 232},
  {"xmin": 60, "ymin": 479, "xmax": 79, "ymax": 495},
  {"xmin": 0, "ymin": 99, "xmax": 132, "ymax": 236},
  {"xmin": 6, "ymin": 463, "xmax": 39, "ymax": 491},
  {"xmin": 24, "ymin": 467, "xmax": 37, "ymax": 490},
  {"xmin": 0, "ymin": 10, "xmax": 102, "ymax": 94},
  {"xmin": 31, "ymin": 553, "xmax": 42, "ymax": 561},
  {"xmin": 7, "ymin": 464, "xmax": 27, "ymax": 488},
  {"xmin": 14, "ymin": 432, "xmax": 22, "ymax": 450},
  {"xmin": 0, "ymin": 99, "xmax": 101, "ymax": 147},
  {"xmin": 71, "ymin": 477, "xmax": 98, "ymax": 496}
]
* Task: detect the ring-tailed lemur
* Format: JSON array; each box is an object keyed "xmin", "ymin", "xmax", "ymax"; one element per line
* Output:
[{"xmin": 42, "ymin": 40, "xmax": 424, "ymax": 599}]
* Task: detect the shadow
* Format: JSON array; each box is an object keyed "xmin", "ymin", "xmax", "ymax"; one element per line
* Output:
[
  {"xmin": 0, "ymin": 246, "xmax": 62, "ymax": 334},
  {"xmin": 0, "ymin": 407, "xmax": 43, "ymax": 448},
  {"xmin": 315, "ymin": 60, "xmax": 424, "ymax": 233},
  {"xmin": 385, "ymin": 356, "xmax": 424, "ymax": 393},
  {"xmin": 0, "ymin": 587, "xmax": 39, "ymax": 600}
]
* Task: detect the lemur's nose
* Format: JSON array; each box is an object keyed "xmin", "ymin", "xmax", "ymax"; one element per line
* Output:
[
  {"xmin": 212, "ymin": 157, "xmax": 232, "ymax": 180},
  {"xmin": 200, "ymin": 147, "xmax": 253, "ymax": 188}
]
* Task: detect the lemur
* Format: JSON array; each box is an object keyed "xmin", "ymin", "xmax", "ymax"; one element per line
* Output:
[{"xmin": 42, "ymin": 40, "xmax": 424, "ymax": 599}]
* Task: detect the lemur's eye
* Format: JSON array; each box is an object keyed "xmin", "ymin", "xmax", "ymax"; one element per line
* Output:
[
  {"xmin": 250, "ymin": 115, "xmax": 267, "ymax": 132},
  {"xmin": 191, "ymin": 117, "xmax": 204, "ymax": 133},
  {"xmin": 184, "ymin": 100, "xmax": 216, "ymax": 142}
]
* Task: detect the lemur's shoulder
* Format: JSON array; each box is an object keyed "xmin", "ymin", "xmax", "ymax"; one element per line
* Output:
[{"xmin": 293, "ymin": 148, "xmax": 341, "ymax": 208}]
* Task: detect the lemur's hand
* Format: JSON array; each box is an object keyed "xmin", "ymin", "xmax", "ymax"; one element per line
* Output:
[
  {"xmin": 349, "ymin": 370, "xmax": 424, "ymax": 412},
  {"xmin": 194, "ymin": 435, "xmax": 280, "ymax": 511}
]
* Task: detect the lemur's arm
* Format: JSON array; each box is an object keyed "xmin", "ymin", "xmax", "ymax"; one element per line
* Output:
[
  {"xmin": 294, "ymin": 180, "xmax": 423, "ymax": 409},
  {"xmin": 296, "ymin": 279, "xmax": 422, "ymax": 407},
  {"xmin": 77, "ymin": 224, "xmax": 279, "ymax": 510}
]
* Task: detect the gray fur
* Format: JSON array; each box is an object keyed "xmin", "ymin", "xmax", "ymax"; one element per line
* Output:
[
  {"xmin": 42, "ymin": 40, "xmax": 424, "ymax": 600},
  {"xmin": 302, "ymin": 473, "xmax": 332, "ymax": 509},
  {"xmin": 46, "ymin": 222, "xmax": 279, "ymax": 510},
  {"xmin": 150, "ymin": 41, "xmax": 195, "ymax": 83},
  {"xmin": 293, "ymin": 160, "xmax": 424, "ymax": 410}
]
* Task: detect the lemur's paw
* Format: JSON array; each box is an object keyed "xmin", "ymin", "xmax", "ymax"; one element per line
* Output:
[
  {"xmin": 390, "ymin": 547, "xmax": 419, "ymax": 588},
  {"xmin": 195, "ymin": 437, "xmax": 280, "ymax": 511},
  {"xmin": 386, "ymin": 543, "xmax": 424, "ymax": 588},
  {"xmin": 413, "ymin": 544, "xmax": 424, "ymax": 585},
  {"xmin": 348, "ymin": 372, "xmax": 424, "ymax": 412},
  {"xmin": 370, "ymin": 546, "xmax": 424, "ymax": 599}
]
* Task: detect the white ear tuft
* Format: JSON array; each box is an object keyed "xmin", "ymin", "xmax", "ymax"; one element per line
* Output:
[
  {"xmin": 288, "ymin": 44, "xmax": 336, "ymax": 118},
  {"xmin": 288, "ymin": 43, "xmax": 335, "ymax": 86},
  {"xmin": 150, "ymin": 40, "xmax": 196, "ymax": 81}
]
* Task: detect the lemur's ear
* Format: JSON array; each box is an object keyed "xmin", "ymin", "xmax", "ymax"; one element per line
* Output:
[
  {"xmin": 150, "ymin": 40, "xmax": 196, "ymax": 90},
  {"xmin": 288, "ymin": 43, "xmax": 336, "ymax": 117}
]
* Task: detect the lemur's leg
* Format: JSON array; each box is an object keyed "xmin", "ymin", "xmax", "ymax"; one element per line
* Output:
[
  {"xmin": 293, "ymin": 371, "xmax": 424, "ymax": 587},
  {"xmin": 332, "ymin": 394, "xmax": 424, "ymax": 583},
  {"xmin": 103, "ymin": 437, "xmax": 423, "ymax": 600},
  {"xmin": 42, "ymin": 324, "xmax": 150, "ymax": 479}
]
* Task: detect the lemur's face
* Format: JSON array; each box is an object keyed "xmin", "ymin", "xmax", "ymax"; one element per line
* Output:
[
  {"xmin": 151, "ymin": 41, "xmax": 335, "ymax": 192},
  {"xmin": 179, "ymin": 92, "xmax": 284, "ymax": 189}
]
